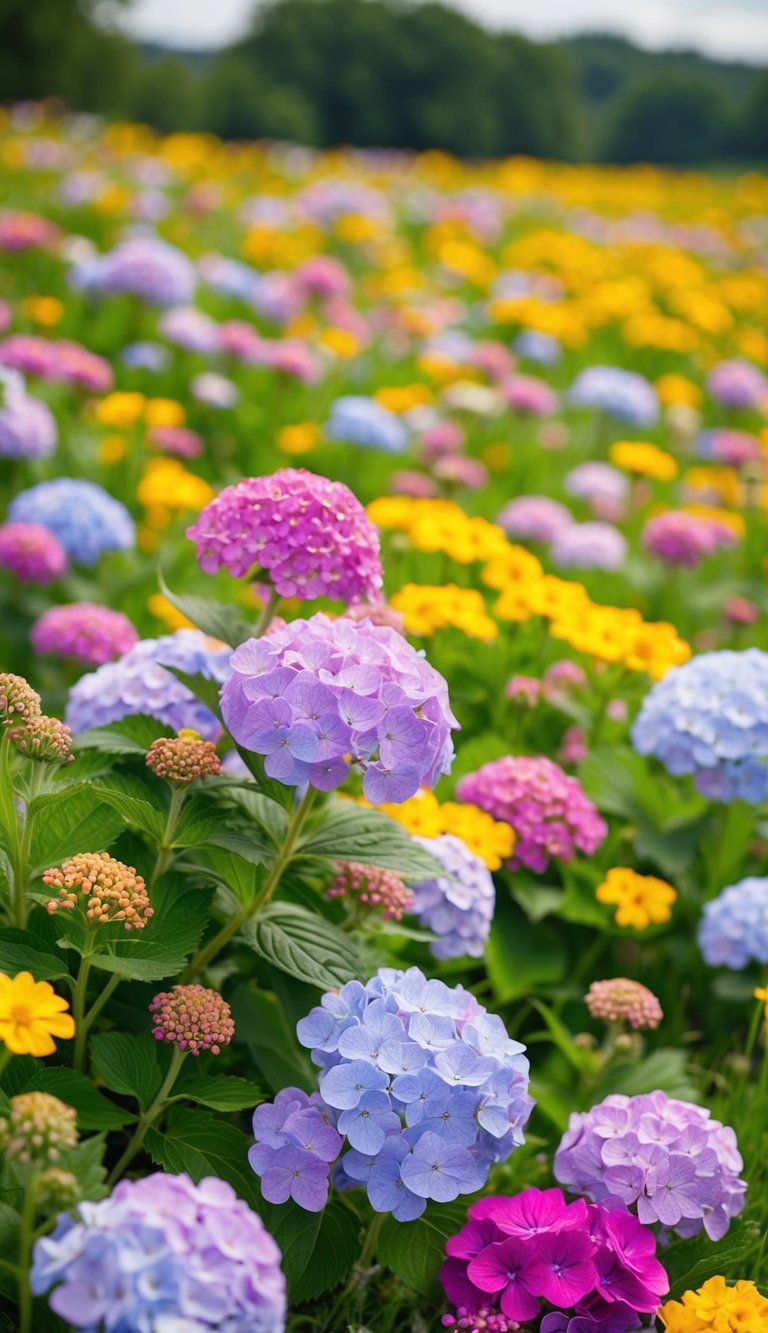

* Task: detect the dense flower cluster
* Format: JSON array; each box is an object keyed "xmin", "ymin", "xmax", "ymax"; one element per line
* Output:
[
  {"xmin": 631, "ymin": 649, "xmax": 768, "ymax": 804},
  {"xmin": 643, "ymin": 511, "xmax": 737, "ymax": 569},
  {"xmin": 7, "ymin": 711, "xmax": 73, "ymax": 763},
  {"xmin": 496, "ymin": 496, "xmax": 572, "ymax": 544},
  {"xmin": 0, "ymin": 383, "xmax": 57, "ymax": 459},
  {"xmin": 596, "ymin": 867, "xmax": 676, "ymax": 930},
  {"xmin": 554, "ymin": 1091, "xmax": 746, "ymax": 1240},
  {"xmin": 585, "ymin": 978, "xmax": 664, "ymax": 1030},
  {"xmin": 389, "ymin": 583, "xmax": 497, "ymax": 641},
  {"xmin": 550, "ymin": 522, "xmax": 627, "ymax": 571},
  {"xmin": 409, "ymin": 833, "xmax": 495, "ymax": 959},
  {"xmin": 706, "ymin": 359, "xmax": 767, "ymax": 411},
  {"xmin": 149, "ymin": 984, "xmax": 235, "ymax": 1055},
  {"xmin": 76, "ymin": 235, "xmax": 197, "ymax": 306},
  {"xmin": 0, "ymin": 670, "xmax": 40, "ymax": 725},
  {"xmin": 569, "ymin": 367, "xmax": 659, "ymax": 425},
  {"xmin": 31, "ymin": 602, "xmax": 138, "ymax": 666},
  {"xmin": 369, "ymin": 789, "xmax": 516, "ymax": 870},
  {"xmin": 0, "ymin": 334, "xmax": 113, "ymax": 392},
  {"xmin": 698, "ymin": 876, "xmax": 768, "ymax": 970},
  {"xmin": 221, "ymin": 614, "xmax": 458, "ymax": 802},
  {"xmin": 0, "ymin": 1091, "xmax": 78, "ymax": 1165},
  {"xmin": 31, "ymin": 1172, "xmax": 286, "ymax": 1330},
  {"xmin": 0, "ymin": 521, "xmax": 68, "ymax": 582},
  {"xmin": 250, "ymin": 967, "xmax": 532, "ymax": 1218},
  {"xmin": 146, "ymin": 729, "xmax": 223, "ymax": 785},
  {"xmin": 43, "ymin": 851, "xmax": 153, "ymax": 930},
  {"xmin": 328, "ymin": 395, "xmax": 408, "ymax": 452},
  {"xmin": 187, "ymin": 467, "xmax": 383, "ymax": 601},
  {"xmin": 66, "ymin": 629, "xmax": 232, "ymax": 740},
  {"xmin": 441, "ymin": 1187, "xmax": 668, "ymax": 1327},
  {"xmin": 457, "ymin": 755, "xmax": 607, "ymax": 873},
  {"xmin": 659, "ymin": 1276, "xmax": 768, "ymax": 1332},
  {"xmin": 9, "ymin": 478, "xmax": 135, "ymax": 566},
  {"xmin": 326, "ymin": 861, "xmax": 413, "ymax": 921}
]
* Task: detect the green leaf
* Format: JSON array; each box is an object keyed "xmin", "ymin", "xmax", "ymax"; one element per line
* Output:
[
  {"xmin": 191, "ymin": 846, "xmax": 266, "ymax": 909},
  {"xmin": 90, "ymin": 1032, "xmax": 162, "ymax": 1109},
  {"xmin": 145, "ymin": 1106, "xmax": 261, "ymax": 1208},
  {"xmin": 172, "ymin": 796, "xmax": 232, "ymax": 849},
  {"xmin": 663, "ymin": 1220, "xmax": 751, "ymax": 1298},
  {"xmin": 0, "ymin": 928, "xmax": 68, "ymax": 980},
  {"xmin": 599, "ymin": 1048, "xmax": 700, "ymax": 1102},
  {"xmin": 243, "ymin": 903, "xmax": 362, "ymax": 990},
  {"xmin": 74, "ymin": 715, "xmax": 174, "ymax": 754},
  {"xmin": 173, "ymin": 1072, "xmax": 262, "ymax": 1112},
  {"xmin": 19, "ymin": 1068, "xmax": 136, "ymax": 1130},
  {"xmin": 0, "ymin": 1201, "xmax": 20, "ymax": 1252},
  {"xmin": 298, "ymin": 802, "xmax": 443, "ymax": 881},
  {"xmin": 229, "ymin": 982, "xmax": 314, "ymax": 1095},
  {"xmin": 158, "ymin": 570, "xmax": 249, "ymax": 647},
  {"xmin": 58, "ymin": 1132, "xmax": 109, "ymax": 1202},
  {"xmin": 31, "ymin": 790, "xmax": 127, "ymax": 872},
  {"xmin": 511, "ymin": 878, "xmax": 565, "ymax": 922},
  {"xmin": 378, "ymin": 1202, "xmax": 468, "ymax": 1297},
  {"xmin": 529, "ymin": 1000, "xmax": 599, "ymax": 1075},
  {"xmin": 92, "ymin": 785, "xmax": 166, "ymax": 839},
  {"xmin": 208, "ymin": 825, "xmax": 277, "ymax": 868},
  {"xmin": 89, "ymin": 874, "xmax": 212, "ymax": 982},
  {"xmin": 234, "ymin": 748, "xmax": 295, "ymax": 810},
  {"xmin": 262, "ymin": 1199, "xmax": 359, "ymax": 1301},
  {"xmin": 486, "ymin": 895, "xmax": 566, "ymax": 1002}
]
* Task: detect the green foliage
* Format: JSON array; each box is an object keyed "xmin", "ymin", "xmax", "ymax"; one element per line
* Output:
[
  {"xmin": 378, "ymin": 1202, "xmax": 469, "ymax": 1297},
  {"xmin": 298, "ymin": 801, "xmax": 443, "ymax": 880},
  {"xmin": 261, "ymin": 1199, "xmax": 360, "ymax": 1300},
  {"xmin": 486, "ymin": 893, "xmax": 567, "ymax": 1002},
  {"xmin": 242, "ymin": 902, "xmax": 362, "ymax": 989},
  {"xmin": 16, "ymin": 1067, "xmax": 135, "ymax": 1130},
  {"xmin": 90, "ymin": 1032, "xmax": 163, "ymax": 1109}
]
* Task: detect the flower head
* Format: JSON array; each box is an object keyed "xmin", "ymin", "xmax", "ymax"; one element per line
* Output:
[
  {"xmin": 595, "ymin": 868, "xmax": 676, "ymax": 930},
  {"xmin": 327, "ymin": 395, "xmax": 408, "ymax": 452},
  {"xmin": 82, "ymin": 235, "xmax": 197, "ymax": 306},
  {"xmin": 7, "ymin": 713, "xmax": 74, "ymax": 764},
  {"xmin": 0, "ymin": 1092, "xmax": 78, "ymax": 1164},
  {"xmin": 0, "ymin": 971, "xmax": 75, "ymax": 1056},
  {"xmin": 149, "ymin": 984, "xmax": 235, "ymax": 1055},
  {"xmin": 0, "ymin": 672, "xmax": 41, "ymax": 726},
  {"xmin": 698, "ymin": 876, "xmax": 768, "ymax": 970},
  {"xmin": 31, "ymin": 603, "xmax": 138, "ymax": 667},
  {"xmin": 43, "ymin": 852, "xmax": 153, "ymax": 931},
  {"xmin": 0, "ymin": 388, "xmax": 57, "ymax": 459},
  {"xmin": 327, "ymin": 861, "xmax": 413, "ymax": 921},
  {"xmin": 146, "ymin": 730, "xmax": 222, "ymax": 785},
  {"xmin": 585, "ymin": 978, "xmax": 663, "ymax": 1030},
  {"xmin": 409, "ymin": 834, "xmax": 495, "ymax": 959},
  {"xmin": 9, "ymin": 478, "xmax": 135, "ymax": 567},
  {"xmin": 569, "ymin": 368, "xmax": 659, "ymax": 426},
  {"xmin": 0, "ymin": 522, "xmax": 69, "ymax": 583},
  {"xmin": 660, "ymin": 1276, "xmax": 768, "ymax": 1332}
]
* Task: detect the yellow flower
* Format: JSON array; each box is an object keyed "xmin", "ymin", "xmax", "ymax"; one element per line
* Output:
[
  {"xmin": 148, "ymin": 593, "xmax": 196, "ymax": 632},
  {"xmin": 94, "ymin": 392, "xmax": 146, "ymax": 429},
  {"xmin": 138, "ymin": 459, "xmax": 214, "ymax": 529},
  {"xmin": 278, "ymin": 422, "xmax": 321, "ymax": 455},
  {"xmin": 0, "ymin": 971, "xmax": 75, "ymax": 1057},
  {"xmin": 375, "ymin": 384, "xmax": 433, "ymax": 414},
  {"xmin": 610, "ymin": 441, "xmax": 678, "ymax": 482},
  {"xmin": 319, "ymin": 327, "xmax": 359, "ymax": 359},
  {"xmin": 144, "ymin": 398, "xmax": 185, "ymax": 429},
  {"xmin": 660, "ymin": 1276, "xmax": 768, "ymax": 1332},
  {"xmin": 390, "ymin": 583, "xmax": 497, "ymax": 641},
  {"xmin": 20, "ymin": 295, "xmax": 64, "ymax": 327},
  {"xmin": 596, "ymin": 867, "xmax": 676, "ymax": 930},
  {"xmin": 754, "ymin": 986, "xmax": 768, "ymax": 1022},
  {"xmin": 656, "ymin": 373, "xmax": 702, "ymax": 408},
  {"xmin": 363, "ymin": 789, "xmax": 515, "ymax": 870},
  {"xmin": 98, "ymin": 434, "xmax": 127, "ymax": 464}
]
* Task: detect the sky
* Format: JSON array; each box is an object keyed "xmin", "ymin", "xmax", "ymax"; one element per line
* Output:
[{"xmin": 123, "ymin": 0, "xmax": 768, "ymax": 62}]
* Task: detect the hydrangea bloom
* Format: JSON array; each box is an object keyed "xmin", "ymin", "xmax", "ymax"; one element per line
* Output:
[
  {"xmin": 642, "ymin": 512, "xmax": 736, "ymax": 569},
  {"xmin": 706, "ymin": 359, "xmax": 768, "ymax": 411},
  {"xmin": 496, "ymin": 496, "xmax": 573, "ymax": 544},
  {"xmin": 585, "ymin": 979, "xmax": 663, "ymax": 1030},
  {"xmin": 564, "ymin": 462, "xmax": 629, "ymax": 509},
  {"xmin": 695, "ymin": 428, "xmax": 763, "ymax": 469},
  {"xmin": 66, "ymin": 630, "xmax": 231, "ymax": 740},
  {"xmin": 31, "ymin": 603, "xmax": 138, "ymax": 666},
  {"xmin": 631, "ymin": 650, "xmax": 768, "ymax": 804},
  {"xmin": 501, "ymin": 374, "xmax": 558, "ymax": 416},
  {"xmin": 457, "ymin": 756, "xmax": 607, "ymax": 873},
  {"xmin": 84, "ymin": 236, "xmax": 197, "ymax": 306},
  {"xmin": 249, "ymin": 967, "xmax": 532, "ymax": 1220},
  {"xmin": 514, "ymin": 330, "xmax": 561, "ymax": 365},
  {"xmin": 554, "ymin": 1091, "xmax": 746, "ymax": 1241},
  {"xmin": 31, "ymin": 1172, "xmax": 286, "ymax": 1331},
  {"xmin": 0, "ymin": 388, "xmax": 57, "ymax": 459},
  {"xmin": 221, "ymin": 614, "xmax": 458, "ymax": 802},
  {"xmin": 698, "ymin": 877, "xmax": 768, "ymax": 970},
  {"xmin": 569, "ymin": 367, "xmax": 659, "ymax": 426},
  {"xmin": 409, "ymin": 833, "xmax": 495, "ymax": 959},
  {"xmin": 550, "ymin": 523, "xmax": 627, "ymax": 572},
  {"xmin": 187, "ymin": 468, "xmax": 383, "ymax": 602},
  {"xmin": 9, "ymin": 478, "xmax": 135, "ymax": 566},
  {"xmin": 441, "ymin": 1187, "xmax": 668, "ymax": 1328},
  {"xmin": 0, "ymin": 522, "xmax": 68, "ymax": 583},
  {"xmin": 327, "ymin": 396, "xmax": 408, "ymax": 453}
]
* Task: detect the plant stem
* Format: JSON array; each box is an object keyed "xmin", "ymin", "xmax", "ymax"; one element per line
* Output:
[
  {"xmin": 0, "ymin": 1046, "xmax": 12, "ymax": 1081},
  {"xmin": 72, "ymin": 940, "xmax": 96, "ymax": 1072},
  {"xmin": 12, "ymin": 763, "xmax": 45, "ymax": 928},
  {"xmin": 106, "ymin": 1046, "xmax": 186, "ymax": 1188},
  {"xmin": 17, "ymin": 1168, "xmax": 38, "ymax": 1333},
  {"xmin": 183, "ymin": 785, "xmax": 316, "ymax": 981},
  {"xmin": 254, "ymin": 586, "xmax": 281, "ymax": 638},
  {"xmin": 151, "ymin": 785, "xmax": 186, "ymax": 886},
  {"xmin": 78, "ymin": 972, "xmax": 122, "ymax": 1046}
]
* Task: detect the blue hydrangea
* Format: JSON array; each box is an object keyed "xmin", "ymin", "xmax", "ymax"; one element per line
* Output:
[
  {"xmin": 327, "ymin": 396, "xmax": 408, "ymax": 453},
  {"xmin": 31, "ymin": 1171, "xmax": 286, "ymax": 1331},
  {"xmin": 0, "ymin": 388, "xmax": 57, "ymax": 459},
  {"xmin": 514, "ymin": 330, "xmax": 561, "ymax": 365},
  {"xmin": 699, "ymin": 877, "xmax": 768, "ymax": 970},
  {"xmin": 409, "ymin": 833, "xmax": 495, "ymax": 960},
  {"xmin": 569, "ymin": 367, "xmax": 659, "ymax": 426},
  {"xmin": 79, "ymin": 236, "xmax": 197, "ymax": 307},
  {"xmin": 9, "ymin": 478, "xmax": 135, "ymax": 566},
  {"xmin": 249, "ymin": 967, "xmax": 532, "ymax": 1221},
  {"xmin": 631, "ymin": 650, "xmax": 768, "ymax": 804},
  {"xmin": 66, "ymin": 629, "xmax": 232, "ymax": 740}
]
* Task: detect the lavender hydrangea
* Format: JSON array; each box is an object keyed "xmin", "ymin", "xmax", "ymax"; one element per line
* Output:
[
  {"xmin": 31, "ymin": 1172, "xmax": 286, "ymax": 1330},
  {"xmin": 66, "ymin": 630, "xmax": 231, "ymax": 740},
  {"xmin": 554, "ymin": 1090, "xmax": 746, "ymax": 1241},
  {"xmin": 569, "ymin": 367, "xmax": 659, "ymax": 426},
  {"xmin": 9, "ymin": 478, "xmax": 135, "ymax": 566},
  {"xmin": 0, "ymin": 388, "xmax": 57, "ymax": 459},
  {"xmin": 221, "ymin": 614, "xmax": 458, "ymax": 802},
  {"xmin": 249, "ymin": 967, "xmax": 533, "ymax": 1220},
  {"xmin": 698, "ymin": 877, "xmax": 768, "ymax": 970},
  {"xmin": 327, "ymin": 396, "xmax": 408, "ymax": 453},
  {"xmin": 631, "ymin": 649, "xmax": 768, "ymax": 804},
  {"xmin": 496, "ymin": 496, "xmax": 573, "ymax": 545},
  {"xmin": 409, "ymin": 834, "xmax": 495, "ymax": 959},
  {"xmin": 550, "ymin": 522, "xmax": 627, "ymax": 572},
  {"xmin": 82, "ymin": 236, "xmax": 197, "ymax": 307}
]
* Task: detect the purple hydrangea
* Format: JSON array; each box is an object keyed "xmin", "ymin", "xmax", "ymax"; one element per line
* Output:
[
  {"xmin": 631, "ymin": 649, "xmax": 768, "ymax": 805},
  {"xmin": 249, "ymin": 967, "xmax": 533, "ymax": 1220},
  {"xmin": 409, "ymin": 833, "xmax": 495, "ymax": 959},
  {"xmin": 514, "ymin": 330, "xmax": 561, "ymax": 365},
  {"xmin": 698, "ymin": 876, "xmax": 768, "ymax": 970},
  {"xmin": 0, "ymin": 387, "xmax": 57, "ymax": 460},
  {"xmin": 327, "ymin": 396, "xmax": 408, "ymax": 453},
  {"xmin": 85, "ymin": 235, "xmax": 197, "ymax": 307},
  {"xmin": 707, "ymin": 359, "xmax": 768, "ymax": 411},
  {"xmin": 496, "ymin": 496, "xmax": 573, "ymax": 544},
  {"xmin": 9, "ymin": 478, "xmax": 135, "ymax": 567},
  {"xmin": 220, "ymin": 614, "xmax": 458, "ymax": 802},
  {"xmin": 31, "ymin": 1172, "xmax": 286, "ymax": 1330},
  {"xmin": 31, "ymin": 603, "xmax": 138, "ymax": 667},
  {"xmin": 187, "ymin": 468, "xmax": 383, "ymax": 602},
  {"xmin": 569, "ymin": 367, "xmax": 659, "ymax": 426},
  {"xmin": 0, "ymin": 522, "xmax": 68, "ymax": 583},
  {"xmin": 554, "ymin": 1090, "xmax": 746, "ymax": 1241},
  {"xmin": 564, "ymin": 463, "xmax": 629, "ymax": 509},
  {"xmin": 550, "ymin": 522, "xmax": 627, "ymax": 572},
  {"xmin": 66, "ymin": 629, "xmax": 231, "ymax": 740}
]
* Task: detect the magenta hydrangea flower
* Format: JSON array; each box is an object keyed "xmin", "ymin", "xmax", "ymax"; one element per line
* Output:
[
  {"xmin": 457, "ymin": 755, "xmax": 607, "ymax": 873},
  {"xmin": 0, "ymin": 522, "xmax": 68, "ymax": 583},
  {"xmin": 706, "ymin": 359, "xmax": 768, "ymax": 411},
  {"xmin": 188, "ymin": 468, "xmax": 383, "ymax": 603},
  {"xmin": 221, "ymin": 613, "xmax": 458, "ymax": 802},
  {"xmin": 31, "ymin": 603, "xmax": 138, "ymax": 667},
  {"xmin": 642, "ymin": 511, "xmax": 736, "ymax": 569}
]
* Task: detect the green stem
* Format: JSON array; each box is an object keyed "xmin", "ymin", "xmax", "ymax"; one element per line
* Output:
[
  {"xmin": 12, "ymin": 764, "xmax": 45, "ymax": 929},
  {"xmin": 151, "ymin": 786, "xmax": 186, "ymax": 886},
  {"xmin": 72, "ymin": 941, "xmax": 96, "ymax": 1073},
  {"xmin": 0, "ymin": 1046, "xmax": 13, "ymax": 1080},
  {"xmin": 106, "ymin": 1046, "xmax": 186, "ymax": 1188},
  {"xmin": 17, "ymin": 1168, "xmax": 39, "ymax": 1333},
  {"xmin": 78, "ymin": 972, "xmax": 123, "ymax": 1046},
  {"xmin": 254, "ymin": 586, "xmax": 281, "ymax": 638},
  {"xmin": 183, "ymin": 785, "xmax": 316, "ymax": 981}
]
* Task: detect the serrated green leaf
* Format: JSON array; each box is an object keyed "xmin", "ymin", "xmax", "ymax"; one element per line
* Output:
[
  {"xmin": 89, "ymin": 874, "xmax": 212, "ymax": 982},
  {"xmin": 172, "ymin": 796, "xmax": 231, "ymax": 849},
  {"xmin": 58, "ymin": 1132, "xmax": 109, "ymax": 1202},
  {"xmin": 31, "ymin": 791, "xmax": 127, "ymax": 873},
  {"xmin": 191, "ymin": 846, "xmax": 266, "ymax": 909},
  {"xmin": 0, "ymin": 928, "xmax": 68, "ymax": 980},
  {"xmin": 92, "ymin": 784, "xmax": 166, "ymax": 839},
  {"xmin": 74, "ymin": 715, "xmax": 174, "ymax": 754},
  {"xmin": 242, "ymin": 903, "xmax": 361, "ymax": 989},
  {"xmin": 19, "ymin": 1067, "xmax": 136, "ymax": 1130},
  {"xmin": 486, "ymin": 895, "xmax": 566, "ymax": 1002},
  {"xmin": 90, "ymin": 1032, "xmax": 162, "ymax": 1109},
  {"xmin": 261, "ymin": 1199, "xmax": 359, "ymax": 1301},
  {"xmin": 158, "ymin": 571, "xmax": 249, "ymax": 647},
  {"xmin": 298, "ymin": 802, "xmax": 443, "ymax": 882},
  {"xmin": 663, "ymin": 1220, "xmax": 751, "ymax": 1298},
  {"xmin": 378, "ymin": 1202, "xmax": 468, "ymax": 1298},
  {"xmin": 229, "ymin": 982, "xmax": 314, "ymax": 1094},
  {"xmin": 145, "ymin": 1106, "xmax": 261, "ymax": 1208},
  {"xmin": 172, "ymin": 1072, "xmax": 262, "ymax": 1112}
]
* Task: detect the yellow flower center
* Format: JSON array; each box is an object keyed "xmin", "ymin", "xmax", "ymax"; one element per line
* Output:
[{"xmin": 10, "ymin": 1002, "xmax": 32, "ymax": 1024}]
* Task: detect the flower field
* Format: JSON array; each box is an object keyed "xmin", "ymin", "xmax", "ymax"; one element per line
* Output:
[{"xmin": 0, "ymin": 105, "xmax": 767, "ymax": 1332}]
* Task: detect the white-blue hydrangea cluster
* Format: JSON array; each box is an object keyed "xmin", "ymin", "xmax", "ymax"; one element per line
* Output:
[
  {"xmin": 569, "ymin": 366, "xmax": 659, "ymax": 426},
  {"xmin": 9, "ymin": 478, "xmax": 135, "ymax": 566},
  {"xmin": 409, "ymin": 833, "xmax": 495, "ymax": 960},
  {"xmin": 327, "ymin": 396, "xmax": 408, "ymax": 453},
  {"xmin": 250, "ymin": 967, "xmax": 532, "ymax": 1222},
  {"xmin": 66, "ymin": 629, "xmax": 231, "ymax": 740},
  {"xmin": 631, "ymin": 650, "xmax": 768, "ymax": 804},
  {"xmin": 699, "ymin": 877, "xmax": 768, "ymax": 970},
  {"xmin": 71, "ymin": 236, "xmax": 197, "ymax": 307},
  {"xmin": 0, "ymin": 379, "xmax": 57, "ymax": 459}
]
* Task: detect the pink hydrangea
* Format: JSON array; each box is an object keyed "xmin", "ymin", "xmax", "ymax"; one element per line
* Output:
[
  {"xmin": 501, "ymin": 374, "xmax": 558, "ymax": 417},
  {"xmin": 31, "ymin": 603, "xmax": 138, "ymax": 667},
  {"xmin": 643, "ymin": 511, "xmax": 737, "ymax": 569},
  {"xmin": 0, "ymin": 523, "xmax": 69, "ymax": 583},
  {"xmin": 456, "ymin": 755, "xmax": 607, "ymax": 873},
  {"xmin": 187, "ymin": 468, "xmax": 383, "ymax": 603}
]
